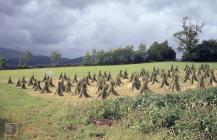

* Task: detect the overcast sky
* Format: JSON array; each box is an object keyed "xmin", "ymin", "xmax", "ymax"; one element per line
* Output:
[{"xmin": 0, "ymin": 0, "xmax": 216, "ymax": 58}]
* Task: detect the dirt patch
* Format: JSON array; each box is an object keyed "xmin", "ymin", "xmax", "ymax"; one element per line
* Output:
[
  {"xmin": 92, "ymin": 119, "xmax": 113, "ymax": 127},
  {"xmin": 63, "ymin": 125, "xmax": 78, "ymax": 131}
]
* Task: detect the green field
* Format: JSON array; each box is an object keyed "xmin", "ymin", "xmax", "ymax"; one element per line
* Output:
[
  {"xmin": 1, "ymin": 62, "xmax": 217, "ymax": 80},
  {"xmin": 0, "ymin": 62, "xmax": 217, "ymax": 140}
]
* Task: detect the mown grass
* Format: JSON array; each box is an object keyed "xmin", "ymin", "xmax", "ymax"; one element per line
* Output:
[{"xmin": 0, "ymin": 62, "xmax": 217, "ymax": 140}]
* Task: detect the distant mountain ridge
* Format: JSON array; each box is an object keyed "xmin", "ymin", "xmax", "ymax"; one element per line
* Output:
[
  {"xmin": 0, "ymin": 48, "xmax": 82, "ymax": 68},
  {"xmin": 0, "ymin": 48, "xmax": 24, "ymax": 59}
]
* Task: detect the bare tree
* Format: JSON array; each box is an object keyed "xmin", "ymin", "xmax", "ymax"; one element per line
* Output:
[{"xmin": 174, "ymin": 17, "xmax": 204, "ymax": 52}]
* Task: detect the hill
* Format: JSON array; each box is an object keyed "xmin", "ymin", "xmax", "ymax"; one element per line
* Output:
[{"xmin": 0, "ymin": 48, "xmax": 82, "ymax": 68}]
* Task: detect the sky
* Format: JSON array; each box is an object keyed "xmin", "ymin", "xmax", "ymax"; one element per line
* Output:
[{"xmin": 0, "ymin": 0, "xmax": 217, "ymax": 58}]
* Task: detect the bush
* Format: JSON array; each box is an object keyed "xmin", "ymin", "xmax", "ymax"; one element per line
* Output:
[{"xmin": 67, "ymin": 87, "xmax": 217, "ymax": 139}]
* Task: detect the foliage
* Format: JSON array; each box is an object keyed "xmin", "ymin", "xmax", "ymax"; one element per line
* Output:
[
  {"xmin": 134, "ymin": 43, "xmax": 148, "ymax": 63},
  {"xmin": 147, "ymin": 41, "xmax": 176, "ymax": 61},
  {"xmin": 0, "ymin": 56, "xmax": 6, "ymax": 69},
  {"xmin": 173, "ymin": 17, "xmax": 216, "ymax": 62},
  {"xmin": 82, "ymin": 52, "xmax": 91, "ymax": 65},
  {"xmin": 51, "ymin": 51, "xmax": 61, "ymax": 65},
  {"xmin": 80, "ymin": 88, "xmax": 217, "ymax": 139},
  {"xmin": 174, "ymin": 17, "xmax": 203, "ymax": 52},
  {"xmin": 182, "ymin": 39, "xmax": 217, "ymax": 62},
  {"xmin": 19, "ymin": 50, "xmax": 33, "ymax": 66},
  {"xmin": 82, "ymin": 42, "xmax": 176, "ymax": 65}
]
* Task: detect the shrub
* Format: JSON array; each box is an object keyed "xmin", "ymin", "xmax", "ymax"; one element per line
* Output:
[{"xmin": 67, "ymin": 87, "xmax": 217, "ymax": 139}]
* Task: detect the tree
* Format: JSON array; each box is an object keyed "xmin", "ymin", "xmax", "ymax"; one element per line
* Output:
[
  {"xmin": 183, "ymin": 39, "xmax": 217, "ymax": 61},
  {"xmin": 147, "ymin": 41, "xmax": 176, "ymax": 61},
  {"xmin": 174, "ymin": 17, "xmax": 203, "ymax": 59},
  {"xmin": 19, "ymin": 50, "xmax": 33, "ymax": 66},
  {"xmin": 112, "ymin": 45, "xmax": 134, "ymax": 64},
  {"xmin": 95, "ymin": 50, "xmax": 105, "ymax": 65},
  {"xmin": 91, "ymin": 49, "xmax": 97, "ymax": 65},
  {"xmin": 122, "ymin": 45, "xmax": 134, "ymax": 63},
  {"xmin": 138, "ymin": 43, "xmax": 146, "ymax": 52},
  {"xmin": 134, "ymin": 43, "xmax": 147, "ymax": 63},
  {"xmin": 51, "ymin": 51, "xmax": 61, "ymax": 65},
  {"xmin": 0, "ymin": 56, "xmax": 6, "ymax": 69},
  {"xmin": 82, "ymin": 52, "xmax": 91, "ymax": 65}
]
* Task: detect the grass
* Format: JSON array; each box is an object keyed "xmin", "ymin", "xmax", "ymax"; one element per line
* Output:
[
  {"xmin": 0, "ymin": 62, "xmax": 217, "ymax": 140},
  {"xmin": 0, "ymin": 84, "xmax": 160, "ymax": 140},
  {"xmin": 1, "ymin": 62, "xmax": 217, "ymax": 80}
]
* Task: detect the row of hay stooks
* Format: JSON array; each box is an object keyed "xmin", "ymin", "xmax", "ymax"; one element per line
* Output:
[{"xmin": 7, "ymin": 64, "xmax": 217, "ymax": 99}]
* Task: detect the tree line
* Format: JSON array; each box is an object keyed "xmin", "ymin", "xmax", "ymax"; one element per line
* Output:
[
  {"xmin": 82, "ymin": 17, "xmax": 217, "ymax": 65},
  {"xmin": 82, "ymin": 41, "xmax": 176, "ymax": 65}
]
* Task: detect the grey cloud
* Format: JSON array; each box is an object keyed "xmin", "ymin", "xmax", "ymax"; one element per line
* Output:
[
  {"xmin": 0, "ymin": 0, "xmax": 216, "ymax": 58},
  {"xmin": 0, "ymin": 0, "xmax": 28, "ymax": 15},
  {"xmin": 31, "ymin": 31, "xmax": 64, "ymax": 45},
  {"xmin": 58, "ymin": 0, "xmax": 99, "ymax": 9}
]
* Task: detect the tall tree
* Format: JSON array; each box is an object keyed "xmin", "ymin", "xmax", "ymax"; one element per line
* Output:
[
  {"xmin": 138, "ymin": 43, "xmax": 146, "ymax": 52},
  {"xmin": 82, "ymin": 52, "xmax": 91, "ymax": 65},
  {"xmin": 134, "ymin": 43, "xmax": 147, "ymax": 63},
  {"xmin": 174, "ymin": 17, "xmax": 203, "ymax": 57},
  {"xmin": 51, "ymin": 51, "xmax": 61, "ymax": 65},
  {"xmin": 0, "ymin": 56, "xmax": 6, "ymax": 69},
  {"xmin": 95, "ymin": 50, "xmax": 105, "ymax": 65},
  {"xmin": 91, "ymin": 49, "xmax": 97, "ymax": 64},
  {"xmin": 19, "ymin": 50, "xmax": 33, "ymax": 66}
]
